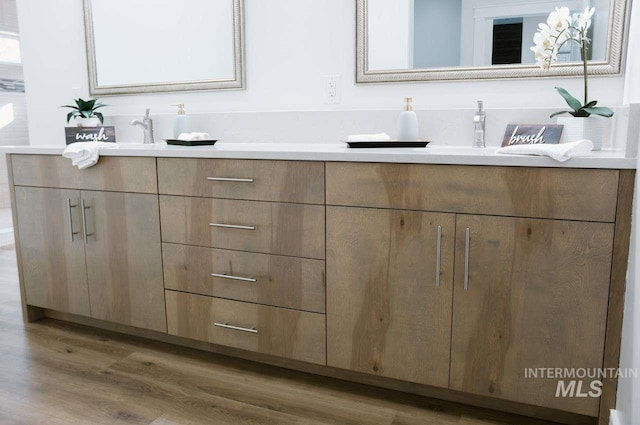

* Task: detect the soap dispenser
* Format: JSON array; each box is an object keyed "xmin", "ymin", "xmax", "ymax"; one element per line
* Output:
[
  {"xmin": 173, "ymin": 103, "xmax": 190, "ymax": 138},
  {"xmin": 397, "ymin": 97, "xmax": 419, "ymax": 141}
]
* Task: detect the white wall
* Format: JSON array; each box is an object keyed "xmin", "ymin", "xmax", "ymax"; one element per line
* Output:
[
  {"xmin": 616, "ymin": 0, "xmax": 640, "ymax": 422},
  {"xmin": 15, "ymin": 0, "xmax": 630, "ymax": 147}
]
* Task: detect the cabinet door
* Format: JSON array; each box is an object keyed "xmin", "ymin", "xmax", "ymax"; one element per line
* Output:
[
  {"xmin": 327, "ymin": 206, "xmax": 455, "ymax": 388},
  {"xmin": 82, "ymin": 191, "xmax": 166, "ymax": 332},
  {"xmin": 14, "ymin": 187, "xmax": 90, "ymax": 315},
  {"xmin": 450, "ymin": 215, "xmax": 614, "ymax": 416}
]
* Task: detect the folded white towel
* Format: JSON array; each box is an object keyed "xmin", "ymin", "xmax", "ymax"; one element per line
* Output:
[
  {"xmin": 62, "ymin": 142, "xmax": 116, "ymax": 170},
  {"xmin": 495, "ymin": 139, "xmax": 594, "ymax": 162},
  {"xmin": 346, "ymin": 133, "xmax": 391, "ymax": 142},
  {"xmin": 178, "ymin": 132, "xmax": 211, "ymax": 141}
]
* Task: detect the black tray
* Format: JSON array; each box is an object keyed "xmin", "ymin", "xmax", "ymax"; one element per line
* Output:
[
  {"xmin": 166, "ymin": 139, "xmax": 218, "ymax": 146},
  {"xmin": 345, "ymin": 140, "xmax": 430, "ymax": 148}
]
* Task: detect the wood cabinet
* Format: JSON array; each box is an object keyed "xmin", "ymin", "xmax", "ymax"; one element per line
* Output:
[
  {"xmin": 163, "ymin": 243, "xmax": 326, "ymax": 313},
  {"xmin": 159, "ymin": 195, "xmax": 325, "ymax": 259},
  {"xmin": 13, "ymin": 177, "xmax": 166, "ymax": 332},
  {"xmin": 14, "ymin": 187, "xmax": 91, "ymax": 316},
  {"xmin": 327, "ymin": 206, "xmax": 455, "ymax": 388},
  {"xmin": 450, "ymin": 215, "xmax": 614, "ymax": 416},
  {"xmin": 166, "ymin": 290, "xmax": 326, "ymax": 365},
  {"xmin": 82, "ymin": 191, "xmax": 166, "ymax": 332}
]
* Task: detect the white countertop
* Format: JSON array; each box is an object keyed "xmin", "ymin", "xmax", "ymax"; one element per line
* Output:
[{"xmin": 1, "ymin": 142, "xmax": 636, "ymax": 169}]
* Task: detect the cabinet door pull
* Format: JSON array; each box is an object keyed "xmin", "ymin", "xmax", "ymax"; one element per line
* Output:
[
  {"xmin": 211, "ymin": 273, "xmax": 257, "ymax": 283},
  {"xmin": 207, "ymin": 177, "xmax": 254, "ymax": 183},
  {"xmin": 80, "ymin": 199, "xmax": 90, "ymax": 244},
  {"xmin": 464, "ymin": 227, "xmax": 470, "ymax": 291},
  {"xmin": 66, "ymin": 198, "xmax": 80, "ymax": 242},
  {"xmin": 435, "ymin": 225, "xmax": 442, "ymax": 287},
  {"xmin": 209, "ymin": 223, "xmax": 256, "ymax": 231},
  {"xmin": 214, "ymin": 322, "xmax": 258, "ymax": 334}
]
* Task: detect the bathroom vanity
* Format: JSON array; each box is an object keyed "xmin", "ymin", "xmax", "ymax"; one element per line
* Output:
[{"xmin": 4, "ymin": 144, "xmax": 636, "ymax": 425}]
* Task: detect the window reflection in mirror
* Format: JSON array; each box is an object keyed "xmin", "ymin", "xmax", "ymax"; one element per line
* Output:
[{"xmin": 366, "ymin": 0, "xmax": 609, "ymax": 71}]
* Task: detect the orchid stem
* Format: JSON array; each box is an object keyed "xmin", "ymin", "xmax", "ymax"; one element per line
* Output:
[{"xmin": 582, "ymin": 32, "xmax": 588, "ymax": 106}]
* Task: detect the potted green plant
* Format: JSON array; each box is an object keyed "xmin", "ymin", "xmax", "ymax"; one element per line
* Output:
[
  {"xmin": 61, "ymin": 98, "xmax": 107, "ymax": 127},
  {"xmin": 531, "ymin": 7, "xmax": 613, "ymax": 150}
]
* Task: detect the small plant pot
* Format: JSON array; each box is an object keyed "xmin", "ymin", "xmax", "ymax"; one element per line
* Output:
[
  {"xmin": 74, "ymin": 117, "xmax": 101, "ymax": 127},
  {"xmin": 557, "ymin": 116, "xmax": 608, "ymax": 151}
]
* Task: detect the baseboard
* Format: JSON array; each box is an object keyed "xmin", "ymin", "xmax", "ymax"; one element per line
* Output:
[{"xmin": 609, "ymin": 409, "xmax": 623, "ymax": 425}]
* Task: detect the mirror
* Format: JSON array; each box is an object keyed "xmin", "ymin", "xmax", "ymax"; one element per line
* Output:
[
  {"xmin": 357, "ymin": 0, "xmax": 629, "ymax": 82},
  {"xmin": 84, "ymin": 0, "xmax": 244, "ymax": 95}
]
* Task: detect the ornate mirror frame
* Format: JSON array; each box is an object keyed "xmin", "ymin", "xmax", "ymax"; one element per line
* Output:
[
  {"xmin": 83, "ymin": 0, "xmax": 245, "ymax": 95},
  {"xmin": 356, "ymin": 0, "xmax": 631, "ymax": 83}
]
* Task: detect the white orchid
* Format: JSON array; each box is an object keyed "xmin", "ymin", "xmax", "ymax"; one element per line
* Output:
[
  {"xmin": 547, "ymin": 6, "xmax": 572, "ymax": 32},
  {"xmin": 531, "ymin": 7, "xmax": 614, "ymax": 119}
]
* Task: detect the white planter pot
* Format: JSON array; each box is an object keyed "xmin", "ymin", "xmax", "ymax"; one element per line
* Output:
[
  {"xmin": 557, "ymin": 116, "xmax": 609, "ymax": 151},
  {"xmin": 74, "ymin": 117, "xmax": 101, "ymax": 127}
]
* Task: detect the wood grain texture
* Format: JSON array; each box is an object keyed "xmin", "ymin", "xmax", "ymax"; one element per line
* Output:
[
  {"xmin": 159, "ymin": 195, "xmax": 325, "ymax": 259},
  {"xmin": 598, "ymin": 170, "xmax": 635, "ymax": 425},
  {"xmin": 162, "ymin": 243, "xmax": 326, "ymax": 313},
  {"xmin": 157, "ymin": 158, "xmax": 325, "ymax": 204},
  {"xmin": 83, "ymin": 190, "xmax": 166, "ymax": 332},
  {"xmin": 450, "ymin": 215, "xmax": 614, "ymax": 416},
  {"xmin": 42, "ymin": 306, "xmax": 596, "ymax": 425},
  {"xmin": 326, "ymin": 162, "xmax": 619, "ymax": 222},
  {"xmin": 11, "ymin": 154, "xmax": 158, "ymax": 194},
  {"xmin": 165, "ymin": 290, "xmax": 326, "ymax": 365},
  {"xmin": 327, "ymin": 206, "xmax": 455, "ymax": 388},
  {"xmin": 0, "ymin": 244, "xmax": 571, "ymax": 425},
  {"xmin": 6, "ymin": 155, "xmax": 45, "ymax": 322},
  {"xmin": 14, "ymin": 186, "xmax": 91, "ymax": 316}
]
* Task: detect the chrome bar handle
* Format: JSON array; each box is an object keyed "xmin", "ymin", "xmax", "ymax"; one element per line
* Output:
[
  {"xmin": 207, "ymin": 177, "xmax": 254, "ymax": 183},
  {"xmin": 214, "ymin": 322, "xmax": 258, "ymax": 334},
  {"xmin": 209, "ymin": 223, "xmax": 255, "ymax": 231},
  {"xmin": 211, "ymin": 273, "xmax": 257, "ymax": 283},
  {"xmin": 66, "ymin": 198, "xmax": 79, "ymax": 242},
  {"xmin": 464, "ymin": 227, "xmax": 470, "ymax": 291},
  {"xmin": 435, "ymin": 225, "xmax": 442, "ymax": 287},
  {"xmin": 81, "ymin": 199, "xmax": 90, "ymax": 244}
]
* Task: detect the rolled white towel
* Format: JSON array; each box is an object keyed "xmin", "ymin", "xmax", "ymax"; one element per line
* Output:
[
  {"xmin": 495, "ymin": 139, "xmax": 594, "ymax": 162},
  {"xmin": 346, "ymin": 133, "xmax": 391, "ymax": 142},
  {"xmin": 62, "ymin": 141, "xmax": 116, "ymax": 170},
  {"xmin": 178, "ymin": 132, "xmax": 211, "ymax": 141}
]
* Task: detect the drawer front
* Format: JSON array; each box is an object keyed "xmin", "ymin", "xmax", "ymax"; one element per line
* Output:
[
  {"xmin": 160, "ymin": 196, "xmax": 325, "ymax": 259},
  {"xmin": 326, "ymin": 162, "xmax": 619, "ymax": 222},
  {"xmin": 11, "ymin": 154, "xmax": 158, "ymax": 193},
  {"xmin": 163, "ymin": 243, "xmax": 326, "ymax": 313},
  {"xmin": 157, "ymin": 158, "xmax": 325, "ymax": 204},
  {"xmin": 165, "ymin": 290, "xmax": 326, "ymax": 365}
]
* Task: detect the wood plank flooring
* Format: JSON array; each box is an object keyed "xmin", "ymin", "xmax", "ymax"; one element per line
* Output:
[{"xmin": 0, "ymin": 245, "xmax": 563, "ymax": 425}]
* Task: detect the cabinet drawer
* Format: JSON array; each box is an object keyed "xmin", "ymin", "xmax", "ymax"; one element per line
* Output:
[
  {"xmin": 11, "ymin": 155, "xmax": 158, "ymax": 193},
  {"xmin": 159, "ymin": 196, "xmax": 325, "ymax": 259},
  {"xmin": 165, "ymin": 290, "xmax": 326, "ymax": 365},
  {"xmin": 163, "ymin": 243, "xmax": 326, "ymax": 313},
  {"xmin": 157, "ymin": 158, "xmax": 324, "ymax": 204},
  {"xmin": 326, "ymin": 162, "xmax": 619, "ymax": 222}
]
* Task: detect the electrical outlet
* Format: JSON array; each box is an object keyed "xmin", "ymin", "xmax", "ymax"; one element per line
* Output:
[{"xmin": 324, "ymin": 75, "xmax": 341, "ymax": 104}]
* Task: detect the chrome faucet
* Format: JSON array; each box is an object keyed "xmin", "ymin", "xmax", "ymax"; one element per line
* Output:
[
  {"xmin": 473, "ymin": 101, "xmax": 486, "ymax": 148},
  {"xmin": 130, "ymin": 109, "xmax": 155, "ymax": 144}
]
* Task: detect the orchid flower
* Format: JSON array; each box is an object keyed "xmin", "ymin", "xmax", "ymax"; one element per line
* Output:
[{"xmin": 531, "ymin": 7, "xmax": 614, "ymax": 118}]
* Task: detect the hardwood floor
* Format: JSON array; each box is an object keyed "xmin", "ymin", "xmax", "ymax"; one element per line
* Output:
[{"xmin": 0, "ymin": 245, "xmax": 564, "ymax": 425}]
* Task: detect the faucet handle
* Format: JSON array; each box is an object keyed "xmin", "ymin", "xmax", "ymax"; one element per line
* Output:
[
  {"xmin": 144, "ymin": 108, "xmax": 150, "ymax": 119},
  {"xmin": 476, "ymin": 101, "xmax": 484, "ymax": 113}
]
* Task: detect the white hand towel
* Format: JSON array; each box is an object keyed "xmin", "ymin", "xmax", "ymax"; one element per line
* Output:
[
  {"xmin": 178, "ymin": 132, "xmax": 211, "ymax": 141},
  {"xmin": 495, "ymin": 140, "xmax": 594, "ymax": 162},
  {"xmin": 346, "ymin": 133, "xmax": 391, "ymax": 142},
  {"xmin": 62, "ymin": 142, "xmax": 116, "ymax": 170}
]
